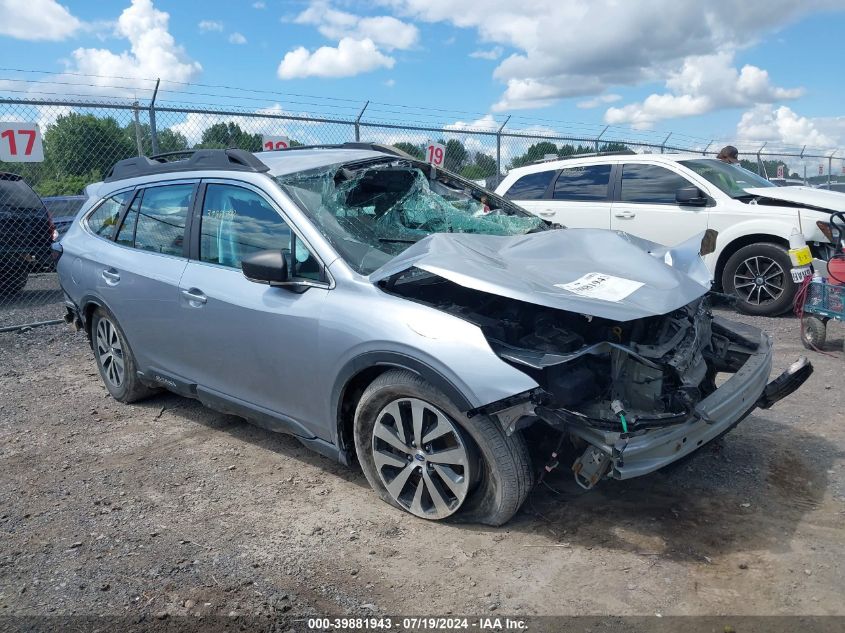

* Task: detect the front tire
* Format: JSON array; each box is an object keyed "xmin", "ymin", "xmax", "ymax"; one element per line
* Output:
[
  {"xmin": 91, "ymin": 307, "xmax": 156, "ymax": 403},
  {"xmin": 722, "ymin": 242, "xmax": 795, "ymax": 316},
  {"xmin": 354, "ymin": 370, "xmax": 533, "ymax": 526}
]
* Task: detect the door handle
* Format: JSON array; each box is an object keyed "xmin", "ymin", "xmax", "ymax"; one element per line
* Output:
[
  {"xmin": 101, "ymin": 269, "xmax": 120, "ymax": 284},
  {"xmin": 181, "ymin": 288, "xmax": 207, "ymax": 305},
  {"xmin": 539, "ymin": 210, "xmax": 555, "ymax": 217},
  {"xmin": 614, "ymin": 211, "xmax": 636, "ymax": 219}
]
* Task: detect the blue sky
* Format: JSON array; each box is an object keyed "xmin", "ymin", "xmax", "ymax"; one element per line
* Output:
[{"xmin": 1, "ymin": 0, "xmax": 844, "ymax": 154}]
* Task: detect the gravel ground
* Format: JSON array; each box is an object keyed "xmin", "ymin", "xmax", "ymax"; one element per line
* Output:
[{"xmin": 1, "ymin": 309, "xmax": 844, "ymax": 623}]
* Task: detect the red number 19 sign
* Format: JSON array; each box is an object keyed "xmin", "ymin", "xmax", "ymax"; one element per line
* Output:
[
  {"xmin": 425, "ymin": 141, "xmax": 446, "ymax": 167},
  {"xmin": 262, "ymin": 135, "xmax": 290, "ymax": 151},
  {"xmin": 0, "ymin": 123, "xmax": 44, "ymax": 162}
]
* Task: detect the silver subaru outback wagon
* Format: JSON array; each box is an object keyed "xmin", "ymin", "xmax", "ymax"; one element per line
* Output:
[{"xmin": 56, "ymin": 144, "xmax": 811, "ymax": 526}]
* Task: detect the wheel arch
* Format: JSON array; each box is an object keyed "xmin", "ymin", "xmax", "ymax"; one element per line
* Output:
[
  {"xmin": 714, "ymin": 233, "xmax": 789, "ymax": 290},
  {"xmin": 332, "ymin": 352, "xmax": 474, "ymax": 464}
]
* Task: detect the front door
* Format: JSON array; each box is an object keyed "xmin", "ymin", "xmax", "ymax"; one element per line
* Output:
[
  {"xmin": 177, "ymin": 181, "xmax": 330, "ymax": 439},
  {"xmin": 610, "ymin": 163, "xmax": 708, "ymax": 247}
]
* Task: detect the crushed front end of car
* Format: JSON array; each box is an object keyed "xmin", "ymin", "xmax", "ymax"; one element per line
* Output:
[{"xmin": 373, "ymin": 228, "xmax": 813, "ymax": 489}]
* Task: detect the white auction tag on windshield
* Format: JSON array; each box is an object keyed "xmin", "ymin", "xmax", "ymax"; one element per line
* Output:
[{"xmin": 555, "ymin": 272, "xmax": 644, "ymax": 302}]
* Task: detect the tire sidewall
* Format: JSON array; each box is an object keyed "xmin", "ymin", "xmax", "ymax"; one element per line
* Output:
[
  {"xmin": 91, "ymin": 307, "xmax": 139, "ymax": 401},
  {"xmin": 722, "ymin": 243, "xmax": 795, "ymax": 316},
  {"xmin": 353, "ymin": 372, "xmax": 511, "ymax": 523}
]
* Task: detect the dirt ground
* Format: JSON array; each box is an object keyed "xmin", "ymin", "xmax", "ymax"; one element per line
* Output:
[{"xmin": 1, "ymin": 309, "xmax": 844, "ymax": 623}]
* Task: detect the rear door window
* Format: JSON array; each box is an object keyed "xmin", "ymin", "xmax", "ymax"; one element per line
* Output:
[
  {"xmin": 85, "ymin": 192, "xmax": 131, "ymax": 240},
  {"xmin": 552, "ymin": 164, "xmax": 612, "ymax": 201},
  {"xmin": 620, "ymin": 164, "xmax": 691, "ymax": 204},
  {"xmin": 503, "ymin": 170, "xmax": 555, "ymax": 200},
  {"xmin": 131, "ymin": 185, "xmax": 193, "ymax": 256}
]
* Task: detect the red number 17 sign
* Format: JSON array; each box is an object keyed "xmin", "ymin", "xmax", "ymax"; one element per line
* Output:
[
  {"xmin": 425, "ymin": 141, "xmax": 446, "ymax": 167},
  {"xmin": 0, "ymin": 123, "xmax": 44, "ymax": 162}
]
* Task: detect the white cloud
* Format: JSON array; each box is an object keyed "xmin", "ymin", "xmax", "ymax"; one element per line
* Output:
[
  {"xmin": 45, "ymin": 0, "xmax": 202, "ymax": 94},
  {"xmin": 445, "ymin": 114, "xmax": 499, "ymax": 132},
  {"xmin": 229, "ymin": 32, "xmax": 247, "ymax": 45},
  {"xmin": 0, "ymin": 0, "xmax": 81, "ymax": 41},
  {"xmin": 277, "ymin": 37, "xmax": 394, "ymax": 79},
  {"xmin": 605, "ymin": 52, "xmax": 803, "ymax": 128},
  {"xmin": 198, "ymin": 19, "xmax": 224, "ymax": 32},
  {"xmin": 384, "ymin": 78, "xmax": 396, "ymax": 87},
  {"xmin": 294, "ymin": 2, "xmax": 418, "ymax": 50},
  {"xmin": 252, "ymin": 1, "xmax": 265, "ymax": 7},
  {"xmin": 736, "ymin": 105, "xmax": 836, "ymax": 148},
  {"xmin": 469, "ymin": 47, "xmax": 503, "ymax": 60},
  {"xmin": 386, "ymin": 0, "xmax": 839, "ymax": 111},
  {"xmin": 577, "ymin": 94, "xmax": 621, "ymax": 109}
]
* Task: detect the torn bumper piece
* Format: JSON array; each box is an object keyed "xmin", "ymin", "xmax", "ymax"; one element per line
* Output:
[{"xmin": 470, "ymin": 332, "xmax": 812, "ymax": 482}]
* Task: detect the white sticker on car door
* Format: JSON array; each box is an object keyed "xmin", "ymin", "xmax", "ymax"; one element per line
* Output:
[{"xmin": 555, "ymin": 272, "xmax": 644, "ymax": 302}]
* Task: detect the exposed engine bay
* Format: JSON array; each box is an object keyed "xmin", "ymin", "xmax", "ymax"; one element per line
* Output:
[
  {"xmin": 381, "ymin": 270, "xmax": 812, "ymax": 488},
  {"xmin": 384, "ymin": 273, "xmax": 736, "ymax": 429}
]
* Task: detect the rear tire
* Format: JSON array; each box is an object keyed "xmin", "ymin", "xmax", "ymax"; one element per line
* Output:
[
  {"xmin": 91, "ymin": 307, "xmax": 156, "ymax": 403},
  {"xmin": 722, "ymin": 243, "xmax": 795, "ymax": 316},
  {"xmin": 354, "ymin": 369, "xmax": 533, "ymax": 526}
]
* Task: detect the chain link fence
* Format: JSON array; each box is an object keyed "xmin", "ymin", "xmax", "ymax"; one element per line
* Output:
[{"xmin": 1, "ymin": 96, "xmax": 843, "ymax": 330}]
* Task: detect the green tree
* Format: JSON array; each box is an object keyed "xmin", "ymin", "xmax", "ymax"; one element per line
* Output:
[
  {"xmin": 509, "ymin": 141, "xmax": 560, "ymax": 168},
  {"xmin": 196, "ymin": 122, "xmax": 261, "ymax": 151},
  {"xmin": 44, "ymin": 113, "xmax": 134, "ymax": 177},
  {"xmin": 443, "ymin": 139, "xmax": 468, "ymax": 173},
  {"xmin": 392, "ymin": 141, "xmax": 425, "ymax": 159},
  {"xmin": 123, "ymin": 122, "xmax": 189, "ymax": 156}
]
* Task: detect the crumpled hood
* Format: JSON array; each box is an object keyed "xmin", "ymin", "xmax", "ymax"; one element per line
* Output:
[
  {"xmin": 744, "ymin": 186, "xmax": 845, "ymax": 212},
  {"xmin": 369, "ymin": 229, "xmax": 712, "ymax": 322}
]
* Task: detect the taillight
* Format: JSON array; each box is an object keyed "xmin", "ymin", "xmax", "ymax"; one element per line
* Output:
[{"xmin": 47, "ymin": 213, "xmax": 58, "ymax": 242}]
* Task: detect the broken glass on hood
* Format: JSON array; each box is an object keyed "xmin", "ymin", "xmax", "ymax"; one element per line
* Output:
[{"xmin": 276, "ymin": 160, "xmax": 546, "ymax": 274}]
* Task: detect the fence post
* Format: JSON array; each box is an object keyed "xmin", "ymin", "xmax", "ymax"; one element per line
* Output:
[
  {"xmin": 702, "ymin": 140, "xmax": 713, "ymax": 157},
  {"xmin": 660, "ymin": 133, "xmax": 672, "ymax": 154},
  {"xmin": 149, "ymin": 78, "xmax": 160, "ymax": 155},
  {"xmin": 595, "ymin": 125, "xmax": 608, "ymax": 152},
  {"xmin": 496, "ymin": 115, "xmax": 510, "ymax": 180},
  {"xmin": 132, "ymin": 101, "xmax": 144, "ymax": 156},
  {"xmin": 829, "ymin": 151, "xmax": 836, "ymax": 186},
  {"xmin": 756, "ymin": 142, "xmax": 767, "ymax": 176},
  {"xmin": 354, "ymin": 101, "xmax": 369, "ymax": 142}
]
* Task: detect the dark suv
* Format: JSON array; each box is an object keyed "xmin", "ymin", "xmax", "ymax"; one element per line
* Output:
[{"xmin": 0, "ymin": 173, "xmax": 57, "ymax": 296}]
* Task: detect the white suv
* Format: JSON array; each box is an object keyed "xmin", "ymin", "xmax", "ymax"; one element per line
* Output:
[{"xmin": 496, "ymin": 153, "xmax": 843, "ymax": 316}]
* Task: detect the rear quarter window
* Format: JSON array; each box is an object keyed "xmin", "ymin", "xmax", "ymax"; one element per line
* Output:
[
  {"xmin": 85, "ymin": 192, "xmax": 131, "ymax": 240},
  {"xmin": 503, "ymin": 170, "xmax": 555, "ymax": 200}
]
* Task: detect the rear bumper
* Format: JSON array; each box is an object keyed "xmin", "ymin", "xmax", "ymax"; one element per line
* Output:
[{"xmin": 566, "ymin": 331, "xmax": 810, "ymax": 480}]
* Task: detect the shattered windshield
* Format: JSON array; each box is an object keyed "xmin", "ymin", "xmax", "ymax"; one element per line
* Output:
[{"xmin": 275, "ymin": 159, "xmax": 547, "ymax": 275}]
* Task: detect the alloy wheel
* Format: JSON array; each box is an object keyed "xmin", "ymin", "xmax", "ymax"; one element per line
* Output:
[
  {"xmin": 371, "ymin": 397, "xmax": 471, "ymax": 520},
  {"xmin": 733, "ymin": 255, "xmax": 785, "ymax": 306},
  {"xmin": 95, "ymin": 317, "xmax": 125, "ymax": 389}
]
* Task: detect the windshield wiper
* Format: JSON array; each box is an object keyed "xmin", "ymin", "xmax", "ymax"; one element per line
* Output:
[{"xmin": 378, "ymin": 237, "xmax": 419, "ymax": 244}]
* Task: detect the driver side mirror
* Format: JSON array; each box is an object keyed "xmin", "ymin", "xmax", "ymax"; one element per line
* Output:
[
  {"xmin": 242, "ymin": 250, "xmax": 289, "ymax": 285},
  {"xmin": 676, "ymin": 186, "xmax": 709, "ymax": 206}
]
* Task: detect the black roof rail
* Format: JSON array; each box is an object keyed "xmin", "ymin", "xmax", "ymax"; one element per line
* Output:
[
  {"xmin": 262, "ymin": 142, "xmax": 415, "ymax": 159},
  {"xmin": 529, "ymin": 149, "xmax": 637, "ymax": 165},
  {"xmin": 104, "ymin": 148, "xmax": 270, "ymax": 182}
]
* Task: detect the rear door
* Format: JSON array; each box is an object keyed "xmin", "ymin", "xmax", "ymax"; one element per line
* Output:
[
  {"xmin": 103, "ymin": 182, "xmax": 196, "ymax": 376},
  {"xmin": 611, "ymin": 163, "xmax": 708, "ymax": 246},
  {"xmin": 544, "ymin": 163, "xmax": 613, "ymax": 228}
]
